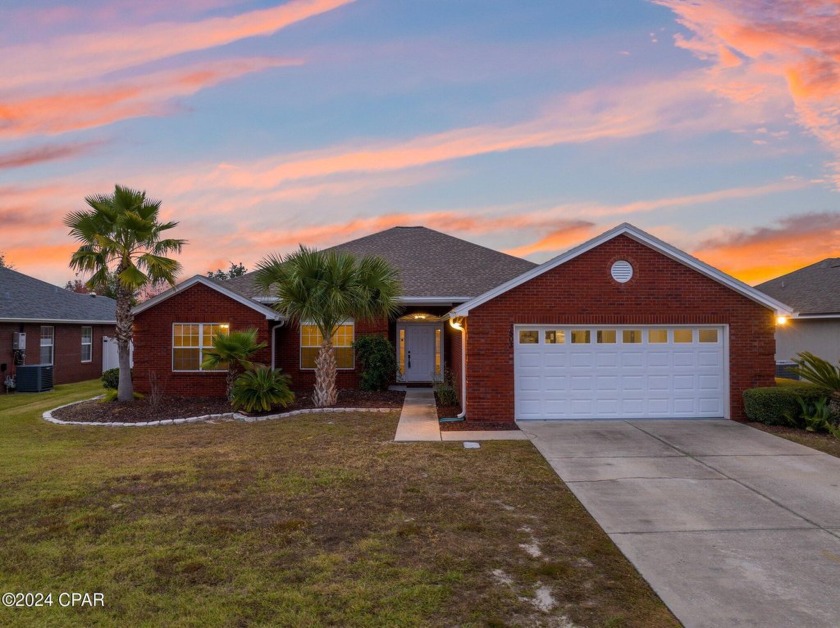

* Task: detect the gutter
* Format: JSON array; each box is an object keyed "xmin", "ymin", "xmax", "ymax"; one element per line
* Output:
[
  {"xmin": 0, "ymin": 318, "xmax": 117, "ymax": 325},
  {"xmin": 440, "ymin": 317, "xmax": 467, "ymax": 422}
]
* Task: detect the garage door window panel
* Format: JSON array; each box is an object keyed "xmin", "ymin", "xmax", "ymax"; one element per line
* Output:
[
  {"xmin": 699, "ymin": 329, "xmax": 719, "ymax": 343},
  {"xmin": 544, "ymin": 330, "xmax": 565, "ymax": 344},
  {"xmin": 597, "ymin": 330, "xmax": 617, "ymax": 344},
  {"xmin": 623, "ymin": 329, "xmax": 643, "ymax": 344},
  {"xmin": 519, "ymin": 330, "xmax": 539, "ymax": 344},
  {"xmin": 674, "ymin": 329, "xmax": 693, "ymax": 343},
  {"xmin": 571, "ymin": 330, "xmax": 591, "ymax": 344},
  {"xmin": 648, "ymin": 329, "xmax": 668, "ymax": 343}
]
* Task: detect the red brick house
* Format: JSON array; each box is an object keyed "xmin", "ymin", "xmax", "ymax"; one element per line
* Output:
[
  {"xmin": 132, "ymin": 224, "xmax": 792, "ymax": 423},
  {"xmin": 0, "ymin": 267, "xmax": 116, "ymax": 387}
]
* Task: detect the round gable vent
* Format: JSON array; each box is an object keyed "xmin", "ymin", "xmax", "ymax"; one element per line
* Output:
[{"xmin": 610, "ymin": 260, "xmax": 633, "ymax": 283}]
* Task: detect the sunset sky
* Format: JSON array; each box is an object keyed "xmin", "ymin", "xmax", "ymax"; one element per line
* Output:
[{"xmin": 1, "ymin": 0, "xmax": 838, "ymax": 287}]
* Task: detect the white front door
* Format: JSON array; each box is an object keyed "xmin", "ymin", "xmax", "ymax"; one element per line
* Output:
[{"xmin": 404, "ymin": 325, "xmax": 437, "ymax": 382}]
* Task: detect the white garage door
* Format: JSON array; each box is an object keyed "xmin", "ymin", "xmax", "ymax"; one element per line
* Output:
[{"xmin": 514, "ymin": 326, "xmax": 726, "ymax": 420}]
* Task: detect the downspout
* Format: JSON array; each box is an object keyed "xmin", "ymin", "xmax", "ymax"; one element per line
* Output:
[
  {"xmin": 440, "ymin": 317, "xmax": 467, "ymax": 421},
  {"xmin": 270, "ymin": 318, "xmax": 286, "ymax": 370}
]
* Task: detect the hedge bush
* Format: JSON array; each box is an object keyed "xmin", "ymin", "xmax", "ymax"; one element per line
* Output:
[
  {"xmin": 743, "ymin": 384, "xmax": 828, "ymax": 425},
  {"xmin": 354, "ymin": 335, "xmax": 397, "ymax": 391}
]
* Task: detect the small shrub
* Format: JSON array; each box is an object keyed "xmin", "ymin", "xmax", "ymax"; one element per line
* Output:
[
  {"xmin": 354, "ymin": 335, "xmax": 397, "ymax": 391},
  {"xmin": 231, "ymin": 366, "xmax": 294, "ymax": 413},
  {"xmin": 101, "ymin": 368, "xmax": 120, "ymax": 389},
  {"xmin": 434, "ymin": 368, "xmax": 459, "ymax": 407},
  {"xmin": 743, "ymin": 384, "xmax": 828, "ymax": 425}
]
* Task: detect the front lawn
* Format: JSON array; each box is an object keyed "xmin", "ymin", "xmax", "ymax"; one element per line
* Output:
[{"xmin": 1, "ymin": 381, "xmax": 676, "ymax": 627}]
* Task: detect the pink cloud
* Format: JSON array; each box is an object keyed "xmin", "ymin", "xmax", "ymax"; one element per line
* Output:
[
  {"xmin": 167, "ymin": 73, "xmax": 777, "ymax": 193},
  {"xmin": 0, "ymin": 58, "xmax": 297, "ymax": 138},
  {"xmin": 0, "ymin": 0, "xmax": 354, "ymax": 90},
  {"xmin": 0, "ymin": 141, "xmax": 102, "ymax": 170},
  {"xmin": 653, "ymin": 0, "xmax": 840, "ymax": 186},
  {"xmin": 692, "ymin": 211, "xmax": 840, "ymax": 284}
]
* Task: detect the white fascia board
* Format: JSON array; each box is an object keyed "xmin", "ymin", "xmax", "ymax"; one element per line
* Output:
[
  {"xmin": 132, "ymin": 275, "xmax": 284, "ymax": 320},
  {"xmin": 450, "ymin": 223, "xmax": 795, "ymax": 317},
  {"xmin": 793, "ymin": 313, "xmax": 840, "ymax": 319},
  {"xmin": 398, "ymin": 296, "xmax": 471, "ymax": 306},
  {"xmin": 0, "ymin": 318, "xmax": 116, "ymax": 325}
]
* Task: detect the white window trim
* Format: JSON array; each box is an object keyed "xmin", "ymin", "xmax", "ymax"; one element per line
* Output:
[
  {"xmin": 171, "ymin": 322, "xmax": 230, "ymax": 373},
  {"xmin": 81, "ymin": 326, "xmax": 93, "ymax": 363},
  {"xmin": 40, "ymin": 325, "xmax": 54, "ymax": 365},
  {"xmin": 300, "ymin": 320, "xmax": 355, "ymax": 371}
]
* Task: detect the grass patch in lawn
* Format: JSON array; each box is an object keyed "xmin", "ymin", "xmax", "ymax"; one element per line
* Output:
[{"xmin": 1, "ymin": 381, "xmax": 676, "ymax": 627}]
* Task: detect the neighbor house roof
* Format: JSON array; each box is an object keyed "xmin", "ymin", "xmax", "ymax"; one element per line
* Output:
[
  {"xmin": 756, "ymin": 258, "xmax": 840, "ymax": 317},
  {"xmin": 0, "ymin": 266, "xmax": 117, "ymax": 324},
  {"xmin": 449, "ymin": 223, "xmax": 794, "ymax": 318},
  {"xmin": 225, "ymin": 226, "xmax": 537, "ymax": 303}
]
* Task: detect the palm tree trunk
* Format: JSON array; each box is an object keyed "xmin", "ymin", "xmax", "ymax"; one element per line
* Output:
[
  {"xmin": 314, "ymin": 339, "xmax": 338, "ymax": 407},
  {"xmin": 115, "ymin": 277, "xmax": 134, "ymax": 403}
]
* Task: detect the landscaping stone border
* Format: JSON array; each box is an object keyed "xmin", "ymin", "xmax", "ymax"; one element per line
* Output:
[{"xmin": 43, "ymin": 397, "xmax": 398, "ymax": 427}]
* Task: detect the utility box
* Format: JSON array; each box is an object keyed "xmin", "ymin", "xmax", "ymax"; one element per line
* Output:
[
  {"xmin": 16, "ymin": 365, "xmax": 54, "ymax": 392},
  {"xmin": 12, "ymin": 332, "xmax": 26, "ymax": 350}
]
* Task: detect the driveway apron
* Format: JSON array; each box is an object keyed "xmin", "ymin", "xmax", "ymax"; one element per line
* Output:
[{"xmin": 520, "ymin": 419, "xmax": 840, "ymax": 628}]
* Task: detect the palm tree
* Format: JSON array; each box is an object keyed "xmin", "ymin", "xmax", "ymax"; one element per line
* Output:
[
  {"xmin": 791, "ymin": 352, "xmax": 840, "ymax": 416},
  {"xmin": 255, "ymin": 246, "xmax": 401, "ymax": 407},
  {"xmin": 66, "ymin": 185, "xmax": 185, "ymax": 402},
  {"xmin": 201, "ymin": 328, "xmax": 267, "ymax": 400}
]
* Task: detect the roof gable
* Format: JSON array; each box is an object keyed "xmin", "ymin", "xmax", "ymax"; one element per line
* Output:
[
  {"xmin": 132, "ymin": 275, "xmax": 284, "ymax": 320},
  {"xmin": 449, "ymin": 223, "xmax": 793, "ymax": 317},
  {"xmin": 756, "ymin": 258, "xmax": 840, "ymax": 316},
  {"xmin": 0, "ymin": 267, "xmax": 116, "ymax": 323}
]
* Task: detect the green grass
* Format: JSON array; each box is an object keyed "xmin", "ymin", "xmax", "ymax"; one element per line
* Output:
[{"xmin": 0, "ymin": 381, "xmax": 676, "ymax": 627}]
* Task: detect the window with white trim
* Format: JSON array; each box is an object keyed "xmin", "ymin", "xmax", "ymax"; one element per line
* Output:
[
  {"xmin": 172, "ymin": 323, "xmax": 229, "ymax": 371},
  {"xmin": 81, "ymin": 326, "xmax": 93, "ymax": 363},
  {"xmin": 40, "ymin": 326, "xmax": 54, "ymax": 365},
  {"xmin": 300, "ymin": 323, "xmax": 354, "ymax": 369}
]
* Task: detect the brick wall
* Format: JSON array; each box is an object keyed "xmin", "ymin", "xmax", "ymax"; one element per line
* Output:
[
  {"xmin": 0, "ymin": 322, "xmax": 114, "ymax": 386},
  {"xmin": 133, "ymin": 282, "xmax": 398, "ymax": 397},
  {"xmin": 464, "ymin": 235, "xmax": 776, "ymax": 423},
  {"xmin": 274, "ymin": 317, "xmax": 389, "ymax": 391},
  {"xmin": 133, "ymin": 283, "xmax": 272, "ymax": 397}
]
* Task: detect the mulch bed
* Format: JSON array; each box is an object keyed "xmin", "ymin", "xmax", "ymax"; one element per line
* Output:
[
  {"xmin": 434, "ymin": 393, "xmax": 519, "ymax": 431},
  {"xmin": 53, "ymin": 389, "xmax": 405, "ymax": 424}
]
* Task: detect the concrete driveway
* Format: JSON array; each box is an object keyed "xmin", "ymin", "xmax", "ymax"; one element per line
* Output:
[{"xmin": 519, "ymin": 419, "xmax": 840, "ymax": 628}]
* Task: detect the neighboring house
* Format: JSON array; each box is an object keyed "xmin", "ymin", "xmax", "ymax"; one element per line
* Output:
[
  {"xmin": 756, "ymin": 258, "xmax": 840, "ymax": 365},
  {"xmin": 0, "ymin": 267, "xmax": 117, "ymax": 385},
  {"xmin": 132, "ymin": 223, "xmax": 791, "ymax": 423}
]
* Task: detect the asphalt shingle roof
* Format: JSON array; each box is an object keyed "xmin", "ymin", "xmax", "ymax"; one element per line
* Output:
[
  {"xmin": 0, "ymin": 267, "xmax": 117, "ymax": 322},
  {"xmin": 226, "ymin": 226, "xmax": 537, "ymax": 300},
  {"xmin": 755, "ymin": 258, "xmax": 840, "ymax": 315}
]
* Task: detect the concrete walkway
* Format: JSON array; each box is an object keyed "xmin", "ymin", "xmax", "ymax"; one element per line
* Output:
[
  {"xmin": 520, "ymin": 419, "xmax": 840, "ymax": 628},
  {"xmin": 393, "ymin": 388, "xmax": 527, "ymax": 442}
]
